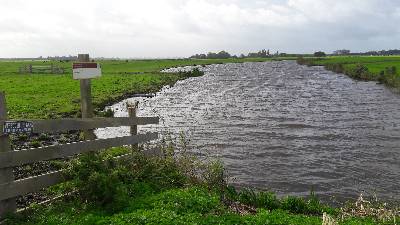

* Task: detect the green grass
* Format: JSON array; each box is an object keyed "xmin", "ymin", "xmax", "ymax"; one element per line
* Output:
[
  {"xmin": 4, "ymin": 188, "xmax": 322, "ymax": 225},
  {"xmin": 0, "ymin": 58, "xmax": 285, "ymax": 119},
  {"xmin": 4, "ymin": 147, "xmax": 397, "ymax": 225},
  {"xmin": 4, "ymin": 186, "xmax": 392, "ymax": 225},
  {"xmin": 307, "ymin": 56, "xmax": 400, "ymax": 65},
  {"xmin": 297, "ymin": 56, "xmax": 400, "ymax": 88}
]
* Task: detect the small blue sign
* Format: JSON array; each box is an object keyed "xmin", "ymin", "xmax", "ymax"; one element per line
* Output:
[{"xmin": 3, "ymin": 121, "xmax": 34, "ymax": 134}]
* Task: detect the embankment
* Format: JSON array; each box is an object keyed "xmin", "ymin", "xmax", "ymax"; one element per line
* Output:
[{"xmin": 296, "ymin": 57, "xmax": 400, "ymax": 89}]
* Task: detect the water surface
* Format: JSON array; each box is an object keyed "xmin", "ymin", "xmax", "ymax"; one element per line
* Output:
[{"xmin": 96, "ymin": 61, "xmax": 400, "ymax": 202}]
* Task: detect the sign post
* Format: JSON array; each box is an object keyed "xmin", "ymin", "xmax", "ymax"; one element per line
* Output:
[
  {"xmin": 74, "ymin": 54, "xmax": 101, "ymax": 140},
  {"xmin": 0, "ymin": 92, "xmax": 16, "ymax": 217}
]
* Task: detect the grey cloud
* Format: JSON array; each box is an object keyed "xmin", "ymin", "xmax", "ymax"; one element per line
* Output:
[{"xmin": 0, "ymin": 0, "xmax": 400, "ymax": 57}]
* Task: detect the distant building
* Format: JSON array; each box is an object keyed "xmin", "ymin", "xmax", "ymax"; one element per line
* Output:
[
  {"xmin": 47, "ymin": 55, "xmax": 78, "ymax": 61},
  {"xmin": 333, "ymin": 49, "xmax": 351, "ymax": 55}
]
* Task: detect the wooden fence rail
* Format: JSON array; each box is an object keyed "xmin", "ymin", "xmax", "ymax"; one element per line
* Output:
[
  {"xmin": 0, "ymin": 91, "xmax": 159, "ymax": 217},
  {"xmin": 2, "ymin": 117, "xmax": 159, "ymax": 133},
  {"xmin": 18, "ymin": 64, "xmax": 64, "ymax": 74},
  {"xmin": 0, "ymin": 133, "xmax": 158, "ymax": 169}
]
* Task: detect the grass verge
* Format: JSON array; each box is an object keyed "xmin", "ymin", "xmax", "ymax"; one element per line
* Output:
[
  {"xmin": 3, "ymin": 145, "xmax": 398, "ymax": 225},
  {"xmin": 297, "ymin": 56, "xmax": 400, "ymax": 89}
]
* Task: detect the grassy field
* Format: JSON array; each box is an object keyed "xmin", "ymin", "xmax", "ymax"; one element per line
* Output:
[
  {"xmin": 0, "ymin": 58, "xmax": 287, "ymax": 119},
  {"xmin": 297, "ymin": 56, "xmax": 400, "ymax": 88}
]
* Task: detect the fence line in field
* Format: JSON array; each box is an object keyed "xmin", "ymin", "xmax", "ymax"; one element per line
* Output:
[{"xmin": 19, "ymin": 64, "xmax": 65, "ymax": 74}]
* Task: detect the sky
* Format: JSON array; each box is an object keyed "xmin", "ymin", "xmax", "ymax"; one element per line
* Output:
[{"xmin": 0, "ymin": 0, "xmax": 399, "ymax": 58}]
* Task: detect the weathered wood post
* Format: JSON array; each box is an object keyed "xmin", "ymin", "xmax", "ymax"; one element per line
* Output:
[
  {"xmin": 78, "ymin": 54, "xmax": 96, "ymax": 140},
  {"xmin": 0, "ymin": 92, "xmax": 16, "ymax": 217},
  {"xmin": 127, "ymin": 101, "xmax": 139, "ymax": 151},
  {"xmin": 28, "ymin": 64, "xmax": 32, "ymax": 74}
]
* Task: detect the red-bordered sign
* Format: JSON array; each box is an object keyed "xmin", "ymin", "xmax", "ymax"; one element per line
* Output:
[
  {"xmin": 72, "ymin": 62, "xmax": 101, "ymax": 79},
  {"xmin": 73, "ymin": 63, "xmax": 98, "ymax": 69}
]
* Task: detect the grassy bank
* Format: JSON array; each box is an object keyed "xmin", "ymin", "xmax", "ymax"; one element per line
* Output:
[
  {"xmin": 4, "ymin": 146, "xmax": 398, "ymax": 225},
  {"xmin": 297, "ymin": 56, "xmax": 400, "ymax": 89},
  {"xmin": 0, "ymin": 58, "xmax": 285, "ymax": 119}
]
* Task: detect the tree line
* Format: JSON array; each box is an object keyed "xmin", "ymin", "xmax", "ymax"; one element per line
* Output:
[
  {"xmin": 316, "ymin": 49, "xmax": 400, "ymax": 57},
  {"xmin": 190, "ymin": 50, "xmax": 310, "ymax": 59},
  {"xmin": 190, "ymin": 49, "xmax": 273, "ymax": 59}
]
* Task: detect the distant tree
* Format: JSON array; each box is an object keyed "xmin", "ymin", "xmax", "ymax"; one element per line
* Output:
[
  {"xmin": 279, "ymin": 53, "xmax": 288, "ymax": 57},
  {"xmin": 207, "ymin": 52, "xmax": 218, "ymax": 59},
  {"xmin": 258, "ymin": 49, "xmax": 267, "ymax": 58},
  {"xmin": 216, "ymin": 50, "xmax": 231, "ymax": 59},
  {"xmin": 314, "ymin": 51, "xmax": 326, "ymax": 57},
  {"xmin": 247, "ymin": 52, "xmax": 259, "ymax": 58}
]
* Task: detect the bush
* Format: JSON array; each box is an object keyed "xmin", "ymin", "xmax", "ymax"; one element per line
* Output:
[
  {"xmin": 96, "ymin": 108, "xmax": 114, "ymax": 117},
  {"xmin": 325, "ymin": 63, "xmax": 344, "ymax": 73},
  {"xmin": 385, "ymin": 66, "xmax": 397, "ymax": 76},
  {"xmin": 314, "ymin": 51, "xmax": 326, "ymax": 57},
  {"xmin": 350, "ymin": 64, "xmax": 370, "ymax": 80},
  {"xmin": 63, "ymin": 144, "xmax": 227, "ymax": 211},
  {"xmin": 223, "ymin": 186, "xmax": 333, "ymax": 216},
  {"xmin": 296, "ymin": 57, "xmax": 306, "ymax": 65},
  {"xmin": 64, "ymin": 152, "xmax": 129, "ymax": 210},
  {"xmin": 179, "ymin": 68, "xmax": 204, "ymax": 77}
]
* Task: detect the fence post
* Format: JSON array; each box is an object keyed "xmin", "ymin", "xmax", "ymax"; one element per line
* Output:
[
  {"xmin": 127, "ymin": 101, "xmax": 138, "ymax": 150},
  {"xmin": 28, "ymin": 65, "xmax": 32, "ymax": 74},
  {"xmin": 0, "ymin": 92, "xmax": 16, "ymax": 218},
  {"xmin": 78, "ymin": 54, "xmax": 96, "ymax": 140}
]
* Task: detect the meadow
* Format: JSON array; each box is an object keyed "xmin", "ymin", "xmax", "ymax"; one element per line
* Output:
[{"xmin": 297, "ymin": 56, "xmax": 400, "ymax": 88}]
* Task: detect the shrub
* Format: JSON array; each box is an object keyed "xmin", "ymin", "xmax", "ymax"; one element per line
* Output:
[
  {"xmin": 297, "ymin": 57, "xmax": 306, "ymax": 65},
  {"xmin": 377, "ymin": 66, "xmax": 400, "ymax": 87},
  {"xmin": 64, "ymin": 152, "xmax": 129, "ymax": 210},
  {"xmin": 385, "ymin": 66, "xmax": 397, "ymax": 76},
  {"xmin": 350, "ymin": 64, "xmax": 370, "ymax": 80},
  {"xmin": 223, "ymin": 186, "xmax": 332, "ymax": 216},
  {"xmin": 63, "ymin": 144, "xmax": 226, "ymax": 211},
  {"xmin": 281, "ymin": 196, "xmax": 309, "ymax": 214},
  {"xmin": 314, "ymin": 51, "xmax": 327, "ymax": 57},
  {"xmin": 96, "ymin": 108, "xmax": 114, "ymax": 117},
  {"xmin": 325, "ymin": 63, "xmax": 344, "ymax": 74},
  {"xmin": 179, "ymin": 68, "xmax": 204, "ymax": 77}
]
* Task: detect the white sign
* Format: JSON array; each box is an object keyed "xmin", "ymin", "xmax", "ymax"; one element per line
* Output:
[
  {"xmin": 3, "ymin": 121, "xmax": 34, "ymax": 134},
  {"xmin": 73, "ymin": 63, "xmax": 101, "ymax": 79}
]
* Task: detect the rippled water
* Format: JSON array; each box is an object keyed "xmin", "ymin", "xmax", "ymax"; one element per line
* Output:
[{"xmin": 96, "ymin": 61, "xmax": 400, "ymax": 202}]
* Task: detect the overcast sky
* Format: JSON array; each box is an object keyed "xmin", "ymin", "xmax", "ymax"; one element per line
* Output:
[{"xmin": 0, "ymin": 0, "xmax": 399, "ymax": 58}]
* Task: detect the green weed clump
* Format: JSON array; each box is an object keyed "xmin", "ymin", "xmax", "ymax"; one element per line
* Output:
[
  {"xmin": 223, "ymin": 186, "xmax": 336, "ymax": 216},
  {"xmin": 324, "ymin": 63, "xmax": 344, "ymax": 74},
  {"xmin": 349, "ymin": 64, "xmax": 371, "ymax": 80},
  {"xmin": 178, "ymin": 68, "xmax": 204, "ymax": 77},
  {"xmin": 378, "ymin": 66, "xmax": 400, "ymax": 87}
]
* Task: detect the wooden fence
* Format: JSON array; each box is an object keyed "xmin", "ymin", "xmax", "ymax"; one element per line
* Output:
[
  {"xmin": 0, "ymin": 92, "xmax": 159, "ymax": 217},
  {"xmin": 19, "ymin": 64, "xmax": 64, "ymax": 74}
]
